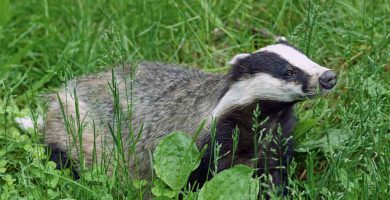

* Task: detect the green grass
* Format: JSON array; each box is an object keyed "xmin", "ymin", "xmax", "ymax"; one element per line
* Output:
[{"xmin": 1, "ymin": 0, "xmax": 389, "ymax": 199}]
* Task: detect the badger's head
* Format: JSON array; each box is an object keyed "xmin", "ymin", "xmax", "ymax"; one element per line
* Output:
[{"xmin": 212, "ymin": 38, "xmax": 337, "ymax": 118}]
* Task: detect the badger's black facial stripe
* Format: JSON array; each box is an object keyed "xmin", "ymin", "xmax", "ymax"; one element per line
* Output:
[{"xmin": 229, "ymin": 51, "xmax": 310, "ymax": 92}]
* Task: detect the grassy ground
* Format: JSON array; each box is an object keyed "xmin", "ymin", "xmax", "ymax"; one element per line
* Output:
[{"xmin": 0, "ymin": 0, "xmax": 389, "ymax": 199}]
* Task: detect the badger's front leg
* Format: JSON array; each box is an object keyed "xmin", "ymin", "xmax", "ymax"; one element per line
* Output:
[
  {"xmin": 257, "ymin": 135, "xmax": 293, "ymax": 196},
  {"xmin": 189, "ymin": 110, "xmax": 294, "ymax": 196},
  {"xmin": 188, "ymin": 138, "xmax": 233, "ymax": 188},
  {"xmin": 188, "ymin": 117, "xmax": 237, "ymax": 188},
  {"xmin": 257, "ymin": 106, "xmax": 295, "ymax": 196}
]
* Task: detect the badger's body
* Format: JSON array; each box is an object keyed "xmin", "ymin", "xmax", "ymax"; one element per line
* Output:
[
  {"xmin": 20, "ymin": 39, "xmax": 336, "ymax": 195},
  {"xmin": 44, "ymin": 62, "xmax": 226, "ymax": 178}
]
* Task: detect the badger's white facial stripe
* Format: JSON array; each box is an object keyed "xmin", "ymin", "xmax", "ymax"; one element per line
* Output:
[
  {"xmin": 256, "ymin": 44, "xmax": 330, "ymax": 76},
  {"xmin": 212, "ymin": 73, "xmax": 303, "ymax": 118},
  {"xmin": 228, "ymin": 53, "xmax": 251, "ymax": 65}
]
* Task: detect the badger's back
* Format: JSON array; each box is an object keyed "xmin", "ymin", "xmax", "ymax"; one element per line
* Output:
[
  {"xmin": 132, "ymin": 62, "xmax": 222, "ymax": 137},
  {"xmin": 43, "ymin": 62, "xmax": 223, "ymax": 179}
]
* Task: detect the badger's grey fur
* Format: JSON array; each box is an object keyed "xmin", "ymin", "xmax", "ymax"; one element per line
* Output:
[{"xmin": 18, "ymin": 39, "xmax": 336, "ymax": 195}]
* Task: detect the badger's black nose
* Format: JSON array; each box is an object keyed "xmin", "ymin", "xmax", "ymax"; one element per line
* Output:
[{"xmin": 319, "ymin": 70, "xmax": 337, "ymax": 90}]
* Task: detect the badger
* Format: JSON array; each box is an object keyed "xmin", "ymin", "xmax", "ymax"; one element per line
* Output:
[{"xmin": 17, "ymin": 38, "xmax": 336, "ymax": 195}]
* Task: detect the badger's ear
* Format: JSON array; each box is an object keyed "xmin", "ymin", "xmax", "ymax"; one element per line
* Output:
[
  {"xmin": 228, "ymin": 53, "xmax": 252, "ymax": 80},
  {"xmin": 275, "ymin": 36, "xmax": 289, "ymax": 44},
  {"xmin": 228, "ymin": 53, "xmax": 251, "ymax": 66}
]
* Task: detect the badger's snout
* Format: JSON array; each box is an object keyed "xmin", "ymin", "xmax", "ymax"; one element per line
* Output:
[{"xmin": 319, "ymin": 70, "xmax": 337, "ymax": 90}]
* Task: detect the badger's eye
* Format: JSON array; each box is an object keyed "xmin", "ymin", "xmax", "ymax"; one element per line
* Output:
[{"xmin": 284, "ymin": 69, "xmax": 295, "ymax": 78}]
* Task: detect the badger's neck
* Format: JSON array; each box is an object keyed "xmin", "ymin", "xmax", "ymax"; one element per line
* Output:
[
  {"xmin": 193, "ymin": 74, "xmax": 230, "ymax": 119},
  {"xmin": 196, "ymin": 74, "xmax": 297, "ymax": 143},
  {"xmin": 215, "ymin": 100, "xmax": 296, "ymax": 135},
  {"xmin": 235, "ymin": 100, "xmax": 295, "ymax": 133}
]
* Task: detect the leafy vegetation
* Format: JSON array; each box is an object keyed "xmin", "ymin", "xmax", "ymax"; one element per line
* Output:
[
  {"xmin": 153, "ymin": 131, "xmax": 201, "ymax": 196},
  {"xmin": 1, "ymin": 0, "xmax": 389, "ymax": 199}
]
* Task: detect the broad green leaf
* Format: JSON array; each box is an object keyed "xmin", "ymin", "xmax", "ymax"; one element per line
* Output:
[
  {"xmin": 151, "ymin": 178, "xmax": 176, "ymax": 198},
  {"xmin": 47, "ymin": 161, "xmax": 57, "ymax": 171},
  {"xmin": 198, "ymin": 165, "xmax": 259, "ymax": 200},
  {"xmin": 296, "ymin": 129, "xmax": 347, "ymax": 153},
  {"xmin": 293, "ymin": 118, "xmax": 318, "ymax": 137},
  {"xmin": 153, "ymin": 131, "xmax": 201, "ymax": 191},
  {"xmin": 0, "ymin": 160, "xmax": 7, "ymax": 173},
  {"xmin": 363, "ymin": 77, "xmax": 388, "ymax": 97},
  {"xmin": 133, "ymin": 179, "xmax": 148, "ymax": 189},
  {"xmin": 49, "ymin": 176, "xmax": 59, "ymax": 188},
  {"xmin": 0, "ymin": 160, "xmax": 7, "ymax": 167},
  {"xmin": 47, "ymin": 189, "xmax": 60, "ymax": 199},
  {"xmin": 3, "ymin": 174, "xmax": 15, "ymax": 186},
  {"xmin": 152, "ymin": 196, "xmax": 173, "ymax": 200}
]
